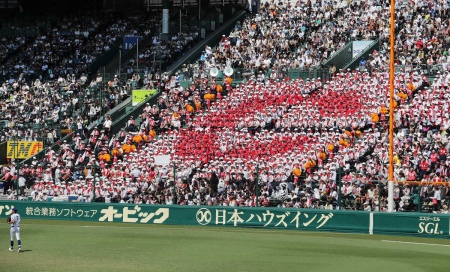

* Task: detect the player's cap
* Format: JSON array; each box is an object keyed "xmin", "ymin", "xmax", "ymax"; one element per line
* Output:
[{"xmin": 12, "ymin": 208, "xmax": 17, "ymax": 212}]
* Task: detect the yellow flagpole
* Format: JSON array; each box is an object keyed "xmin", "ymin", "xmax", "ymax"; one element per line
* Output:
[{"xmin": 388, "ymin": 0, "xmax": 395, "ymax": 212}]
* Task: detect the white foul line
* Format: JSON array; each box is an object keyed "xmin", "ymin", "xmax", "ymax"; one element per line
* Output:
[{"xmin": 381, "ymin": 240, "xmax": 450, "ymax": 247}]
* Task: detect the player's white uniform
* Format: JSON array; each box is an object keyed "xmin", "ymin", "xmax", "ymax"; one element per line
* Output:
[{"xmin": 10, "ymin": 213, "xmax": 20, "ymax": 242}]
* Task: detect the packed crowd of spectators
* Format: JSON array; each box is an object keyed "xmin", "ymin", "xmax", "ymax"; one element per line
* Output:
[
  {"xmin": 1, "ymin": 1, "xmax": 450, "ymax": 214},
  {"xmin": 1, "ymin": 13, "xmax": 162, "ymax": 82},
  {"xmin": 0, "ymin": 35, "xmax": 27, "ymax": 64},
  {"xmin": 0, "ymin": 10, "xmax": 203, "ymax": 142},
  {"xmin": 2, "ymin": 15, "xmax": 100, "ymax": 81},
  {"xmin": 0, "ymin": 72, "xmax": 123, "ymax": 142},
  {"xmin": 181, "ymin": 0, "xmax": 450, "ymax": 82},
  {"xmin": 6, "ymin": 65, "xmax": 448, "ymax": 213},
  {"xmin": 352, "ymin": 0, "xmax": 450, "ymax": 73},
  {"xmin": 0, "ymin": 14, "xmax": 141, "ymax": 143}
]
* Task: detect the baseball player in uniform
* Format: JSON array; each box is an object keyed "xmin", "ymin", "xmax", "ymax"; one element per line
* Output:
[{"xmin": 8, "ymin": 207, "xmax": 21, "ymax": 252}]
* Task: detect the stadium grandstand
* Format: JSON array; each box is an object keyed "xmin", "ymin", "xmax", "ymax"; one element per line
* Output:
[{"xmin": 0, "ymin": 0, "xmax": 449, "ymax": 215}]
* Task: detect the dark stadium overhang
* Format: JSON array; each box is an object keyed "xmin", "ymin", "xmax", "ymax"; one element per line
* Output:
[{"xmin": 17, "ymin": 0, "xmax": 103, "ymax": 13}]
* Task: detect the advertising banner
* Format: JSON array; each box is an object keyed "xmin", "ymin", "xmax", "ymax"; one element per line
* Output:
[
  {"xmin": 352, "ymin": 40, "xmax": 374, "ymax": 58},
  {"xmin": 0, "ymin": 202, "xmax": 368, "ymax": 233},
  {"xmin": 132, "ymin": 89, "xmax": 157, "ymax": 106},
  {"xmin": 123, "ymin": 36, "xmax": 143, "ymax": 51},
  {"xmin": 1, "ymin": 201, "xmax": 448, "ymax": 238},
  {"xmin": 373, "ymin": 213, "xmax": 450, "ymax": 237},
  {"xmin": 6, "ymin": 141, "xmax": 43, "ymax": 159}
]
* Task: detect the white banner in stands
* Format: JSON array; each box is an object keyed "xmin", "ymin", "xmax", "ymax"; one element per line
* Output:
[
  {"xmin": 352, "ymin": 40, "xmax": 374, "ymax": 58},
  {"xmin": 154, "ymin": 155, "xmax": 171, "ymax": 165}
]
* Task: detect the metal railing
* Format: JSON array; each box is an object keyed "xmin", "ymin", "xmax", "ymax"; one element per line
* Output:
[
  {"xmin": 352, "ymin": 64, "xmax": 446, "ymax": 81},
  {"xmin": 178, "ymin": 66, "xmax": 331, "ymax": 86}
]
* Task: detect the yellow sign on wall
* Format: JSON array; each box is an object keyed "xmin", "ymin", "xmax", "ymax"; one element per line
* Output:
[
  {"xmin": 132, "ymin": 89, "xmax": 157, "ymax": 106},
  {"xmin": 6, "ymin": 141, "xmax": 43, "ymax": 159}
]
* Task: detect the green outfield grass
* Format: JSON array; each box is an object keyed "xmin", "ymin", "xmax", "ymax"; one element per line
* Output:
[{"xmin": 1, "ymin": 220, "xmax": 450, "ymax": 272}]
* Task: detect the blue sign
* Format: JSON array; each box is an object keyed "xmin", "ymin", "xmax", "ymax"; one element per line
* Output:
[{"xmin": 123, "ymin": 36, "xmax": 143, "ymax": 51}]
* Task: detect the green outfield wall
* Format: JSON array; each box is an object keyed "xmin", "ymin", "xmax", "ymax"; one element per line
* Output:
[{"xmin": 0, "ymin": 201, "xmax": 449, "ymax": 238}]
